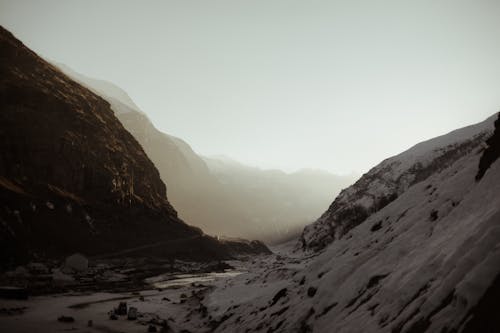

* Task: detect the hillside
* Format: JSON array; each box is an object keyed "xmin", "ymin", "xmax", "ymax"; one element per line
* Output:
[
  {"xmin": 56, "ymin": 65, "xmax": 356, "ymax": 243},
  {"xmin": 191, "ymin": 113, "xmax": 500, "ymax": 332},
  {"xmin": 301, "ymin": 114, "xmax": 496, "ymax": 251},
  {"xmin": 0, "ymin": 26, "xmax": 264, "ymax": 268}
]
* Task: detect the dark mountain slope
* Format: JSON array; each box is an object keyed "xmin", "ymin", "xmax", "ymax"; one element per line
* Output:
[
  {"xmin": 476, "ymin": 112, "xmax": 500, "ymax": 180},
  {"xmin": 0, "ymin": 26, "xmax": 265, "ymax": 268},
  {"xmin": 56, "ymin": 64, "xmax": 357, "ymax": 243}
]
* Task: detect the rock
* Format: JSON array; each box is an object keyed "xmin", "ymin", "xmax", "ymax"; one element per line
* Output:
[
  {"xmin": 116, "ymin": 302, "xmax": 127, "ymax": 316},
  {"xmin": 128, "ymin": 306, "xmax": 138, "ymax": 320},
  {"xmin": 57, "ymin": 315, "xmax": 75, "ymax": 323},
  {"xmin": 270, "ymin": 288, "xmax": 287, "ymax": 306},
  {"xmin": 64, "ymin": 253, "xmax": 88, "ymax": 273},
  {"xmin": 299, "ymin": 276, "xmax": 306, "ymax": 285}
]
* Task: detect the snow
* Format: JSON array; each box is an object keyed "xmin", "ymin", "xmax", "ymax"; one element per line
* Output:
[
  {"xmin": 301, "ymin": 114, "xmax": 496, "ymax": 251},
  {"xmin": 186, "ymin": 113, "xmax": 500, "ymax": 332}
]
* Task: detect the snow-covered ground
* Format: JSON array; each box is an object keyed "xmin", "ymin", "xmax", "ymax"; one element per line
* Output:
[
  {"xmin": 0, "ymin": 263, "xmax": 255, "ymax": 333},
  {"xmin": 301, "ymin": 114, "xmax": 496, "ymax": 251},
  {"xmin": 199, "ymin": 114, "xmax": 500, "ymax": 333}
]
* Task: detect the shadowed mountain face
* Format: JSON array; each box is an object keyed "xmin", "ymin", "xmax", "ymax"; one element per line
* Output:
[
  {"xmin": 0, "ymin": 26, "xmax": 267, "ymax": 268},
  {"xmin": 56, "ymin": 65, "xmax": 357, "ymax": 243}
]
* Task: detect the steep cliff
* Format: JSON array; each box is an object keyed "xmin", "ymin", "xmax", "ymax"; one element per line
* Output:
[
  {"xmin": 0, "ymin": 26, "xmax": 263, "ymax": 267},
  {"xmin": 56, "ymin": 64, "xmax": 356, "ymax": 243}
]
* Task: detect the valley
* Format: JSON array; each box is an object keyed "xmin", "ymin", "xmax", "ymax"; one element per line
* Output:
[{"xmin": 1, "ymin": 3, "xmax": 500, "ymax": 331}]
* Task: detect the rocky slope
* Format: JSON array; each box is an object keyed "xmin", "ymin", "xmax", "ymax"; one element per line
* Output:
[
  {"xmin": 301, "ymin": 114, "xmax": 496, "ymax": 251},
  {"xmin": 56, "ymin": 65, "xmax": 356, "ymax": 243},
  {"xmin": 0, "ymin": 26, "xmax": 266, "ymax": 268},
  {"xmin": 192, "ymin": 113, "xmax": 500, "ymax": 332}
]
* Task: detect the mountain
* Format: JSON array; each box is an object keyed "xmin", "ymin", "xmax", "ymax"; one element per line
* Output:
[
  {"xmin": 0, "ymin": 26, "xmax": 266, "ymax": 268},
  {"xmin": 56, "ymin": 65, "xmax": 357, "ymax": 243},
  {"xmin": 301, "ymin": 114, "xmax": 496, "ymax": 251},
  {"xmin": 204, "ymin": 156, "xmax": 357, "ymax": 241},
  {"xmin": 198, "ymin": 113, "xmax": 500, "ymax": 332}
]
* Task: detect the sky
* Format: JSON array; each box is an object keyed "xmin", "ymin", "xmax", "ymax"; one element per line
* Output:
[{"xmin": 1, "ymin": 0, "xmax": 499, "ymax": 174}]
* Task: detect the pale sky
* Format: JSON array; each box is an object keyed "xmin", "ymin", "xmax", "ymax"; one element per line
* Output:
[{"xmin": 1, "ymin": 0, "xmax": 499, "ymax": 174}]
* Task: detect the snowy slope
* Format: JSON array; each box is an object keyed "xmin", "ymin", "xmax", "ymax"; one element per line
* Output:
[
  {"xmin": 301, "ymin": 115, "xmax": 496, "ymax": 251},
  {"xmin": 196, "ymin": 113, "xmax": 500, "ymax": 333}
]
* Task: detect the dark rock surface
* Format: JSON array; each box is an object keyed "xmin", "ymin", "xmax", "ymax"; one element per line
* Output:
[
  {"xmin": 0, "ymin": 26, "xmax": 268, "ymax": 268},
  {"xmin": 476, "ymin": 112, "xmax": 500, "ymax": 180}
]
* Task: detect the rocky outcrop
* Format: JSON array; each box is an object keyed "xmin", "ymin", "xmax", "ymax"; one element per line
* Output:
[
  {"xmin": 0, "ymin": 26, "xmax": 267, "ymax": 268},
  {"xmin": 301, "ymin": 114, "xmax": 496, "ymax": 251},
  {"xmin": 476, "ymin": 112, "xmax": 500, "ymax": 180}
]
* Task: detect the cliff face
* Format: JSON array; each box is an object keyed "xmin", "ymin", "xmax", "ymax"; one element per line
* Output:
[
  {"xmin": 476, "ymin": 113, "xmax": 500, "ymax": 180},
  {"xmin": 0, "ymin": 26, "xmax": 261, "ymax": 267}
]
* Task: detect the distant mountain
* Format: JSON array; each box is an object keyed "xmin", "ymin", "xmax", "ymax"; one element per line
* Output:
[
  {"xmin": 204, "ymin": 156, "xmax": 357, "ymax": 242},
  {"xmin": 207, "ymin": 113, "xmax": 500, "ymax": 332},
  {"xmin": 57, "ymin": 65, "xmax": 357, "ymax": 243},
  {"xmin": 0, "ymin": 26, "xmax": 266, "ymax": 268}
]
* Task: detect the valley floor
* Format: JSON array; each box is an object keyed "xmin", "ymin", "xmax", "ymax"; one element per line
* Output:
[{"xmin": 0, "ymin": 243, "xmax": 306, "ymax": 333}]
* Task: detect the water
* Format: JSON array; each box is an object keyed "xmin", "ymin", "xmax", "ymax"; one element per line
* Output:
[{"xmin": 145, "ymin": 271, "xmax": 243, "ymax": 289}]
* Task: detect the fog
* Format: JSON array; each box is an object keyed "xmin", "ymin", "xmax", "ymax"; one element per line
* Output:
[{"xmin": 1, "ymin": 0, "xmax": 499, "ymax": 175}]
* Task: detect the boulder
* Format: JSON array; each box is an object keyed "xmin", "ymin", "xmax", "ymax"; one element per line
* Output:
[
  {"xmin": 116, "ymin": 302, "xmax": 127, "ymax": 316},
  {"xmin": 127, "ymin": 307, "xmax": 138, "ymax": 320},
  {"xmin": 64, "ymin": 253, "xmax": 88, "ymax": 272}
]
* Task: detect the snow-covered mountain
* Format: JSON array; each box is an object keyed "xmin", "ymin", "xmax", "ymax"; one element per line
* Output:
[
  {"xmin": 301, "ymin": 114, "xmax": 496, "ymax": 251},
  {"xmin": 197, "ymin": 113, "xmax": 500, "ymax": 332}
]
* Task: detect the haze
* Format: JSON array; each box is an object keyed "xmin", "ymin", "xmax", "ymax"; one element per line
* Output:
[{"xmin": 1, "ymin": 0, "xmax": 499, "ymax": 174}]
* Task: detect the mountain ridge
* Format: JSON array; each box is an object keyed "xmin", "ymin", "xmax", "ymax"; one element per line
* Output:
[
  {"xmin": 56, "ymin": 63, "xmax": 357, "ymax": 243},
  {"xmin": 300, "ymin": 114, "xmax": 496, "ymax": 251},
  {"xmin": 0, "ymin": 26, "xmax": 267, "ymax": 268}
]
